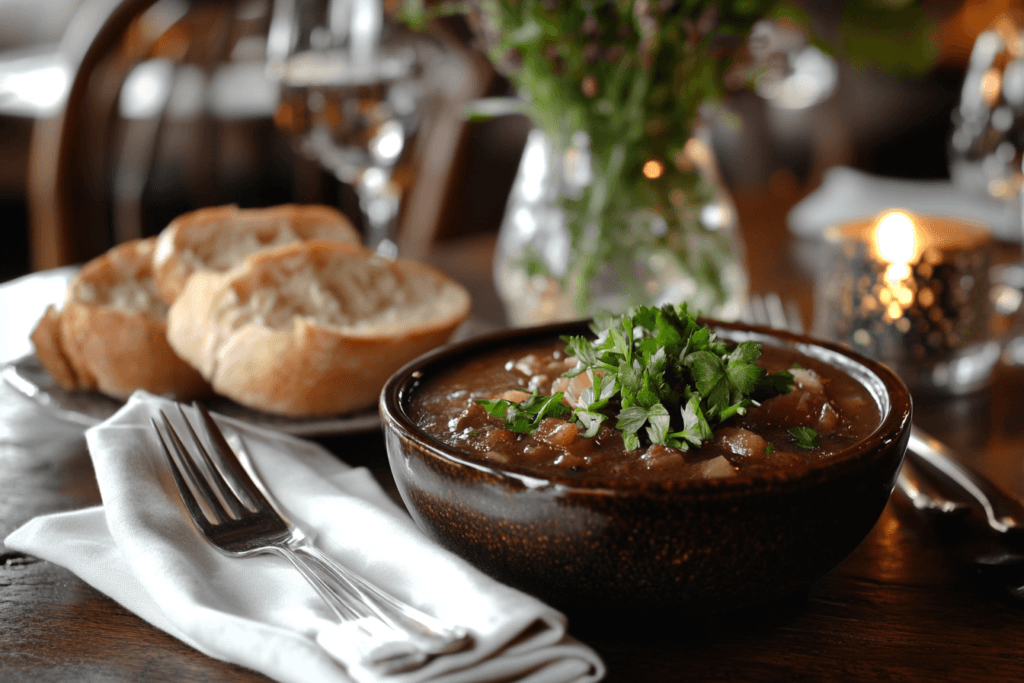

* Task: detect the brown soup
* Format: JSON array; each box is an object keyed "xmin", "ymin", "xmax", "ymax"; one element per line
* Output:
[{"xmin": 409, "ymin": 339, "xmax": 881, "ymax": 482}]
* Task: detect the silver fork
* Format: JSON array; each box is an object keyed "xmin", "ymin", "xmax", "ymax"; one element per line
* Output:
[
  {"xmin": 152, "ymin": 402, "xmax": 472, "ymax": 673},
  {"xmin": 747, "ymin": 291, "xmax": 804, "ymax": 334}
]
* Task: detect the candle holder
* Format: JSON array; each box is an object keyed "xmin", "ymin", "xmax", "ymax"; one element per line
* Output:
[{"xmin": 815, "ymin": 211, "xmax": 999, "ymax": 395}]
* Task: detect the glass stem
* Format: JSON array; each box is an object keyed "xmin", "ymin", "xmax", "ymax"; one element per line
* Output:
[{"xmin": 358, "ymin": 173, "xmax": 400, "ymax": 258}]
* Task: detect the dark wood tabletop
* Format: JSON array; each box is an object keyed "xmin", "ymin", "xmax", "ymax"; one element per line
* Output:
[{"xmin": 3, "ymin": 192, "xmax": 1024, "ymax": 682}]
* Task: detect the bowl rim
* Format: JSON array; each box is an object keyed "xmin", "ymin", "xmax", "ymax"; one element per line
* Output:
[{"xmin": 380, "ymin": 318, "xmax": 913, "ymax": 493}]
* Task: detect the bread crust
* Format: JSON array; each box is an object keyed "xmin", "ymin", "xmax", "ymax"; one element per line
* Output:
[
  {"xmin": 167, "ymin": 241, "xmax": 471, "ymax": 416},
  {"xmin": 152, "ymin": 204, "xmax": 360, "ymax": 304},
  {"xmin": 30, "ymin": 304, "xmax": 80, "ymax": 390},
  {"xmin": 30, "ymin": 239, "xmax": 211, "ymax": 401}
]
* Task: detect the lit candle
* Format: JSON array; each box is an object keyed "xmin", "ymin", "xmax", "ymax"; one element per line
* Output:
[{"xmin": 816, "ymin": 210, "xmax": 996, "ymax": 394}]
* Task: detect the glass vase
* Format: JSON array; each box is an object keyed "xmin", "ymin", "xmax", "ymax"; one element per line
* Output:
[{"xmin": 494, "ymin": 126, "xmax": 748, "ymax": 326}]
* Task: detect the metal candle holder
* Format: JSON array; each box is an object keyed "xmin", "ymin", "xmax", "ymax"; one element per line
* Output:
[{"xmin": 815, "ymin": 212, "xmax": 998, "ymax": 395}]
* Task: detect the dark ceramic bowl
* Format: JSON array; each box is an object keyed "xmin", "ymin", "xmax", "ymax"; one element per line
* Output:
[{"xmin": 380, "ymin": 320, "xmax": 912, "ymax": 615}]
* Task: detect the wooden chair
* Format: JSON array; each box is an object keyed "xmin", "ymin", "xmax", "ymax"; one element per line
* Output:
[
  {"xmin": 28, "ymin": 0, "xmax": 161, "ymax": 270},
  {"xmin": 27, "ymin": 0, "xmax": 492, "ymax": 271}
]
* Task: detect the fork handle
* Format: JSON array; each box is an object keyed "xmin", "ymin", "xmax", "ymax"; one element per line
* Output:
[
  {"xmin": 291, "ymin": 543, "xmax": 471, "ymax": 656},
  {"xmin": 272, "ymin": 546, "xmax": 360, "ymax": 622},
  {"xmin": 273, "ymin": 545, "xmax": 435, "ymax": 673}
]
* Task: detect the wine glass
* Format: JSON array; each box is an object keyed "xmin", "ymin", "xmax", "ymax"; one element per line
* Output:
[
  {"xmin": 948, "ymin": 16, "xmax": 1024, "ymax": 240},
  {"xmin": 948, "ymin": 16, "xmax": 1024, "ymax": 363},
  {"xmin": 266, "ymin": 0, "xmax": 442, "ymax": 257}
]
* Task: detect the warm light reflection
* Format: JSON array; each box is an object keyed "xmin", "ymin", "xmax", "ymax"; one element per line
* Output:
[
  {"xmin": 680, "ymin": 136, "xmax": 711, "ymax": 170},
  {"xmin": 370, "ymin": 120, "xmax": 404, "ymax": 163},
  {"xmin": 981, "ymin": 66, "xmax": 1003, "ymax": 107},
  {"xmin": 120, "ymin": 60, "xmax": 176, "ymax": 119},
  {"xmin": 361, "ymin": 166, "xmax": 386, "ymax": 191},
  {"xmin": 642, "ymin": 159, "xmax": 664, "ymax": 179},
  {"xmin": 884, "ymin": 262, "xmax": 911, "ymax": 283}
]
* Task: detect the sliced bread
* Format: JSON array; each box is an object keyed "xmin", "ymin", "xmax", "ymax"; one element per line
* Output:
[
  {"xmin": 166, "ymin": 240, "xmax": 471, "ymax": 416},
  {"xmin": 152, "ymin": 204, "xmax": 360, "ymax": 304},
  {"xmin": 30, "ymin": 238, "xmax": 211, "ymax": 401}
]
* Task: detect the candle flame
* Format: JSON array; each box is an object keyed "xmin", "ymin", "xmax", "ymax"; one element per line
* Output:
[
  {"xmin": 875, "ymin": 211, "xmax": 918, "ymax": 266},
  {"xmin": 873, "ymin": 210, "xmax": 919, "ymax": 322}
]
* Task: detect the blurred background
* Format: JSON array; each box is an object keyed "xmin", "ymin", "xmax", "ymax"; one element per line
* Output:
[{"xmin": 0, "ymin": 0, "xmax": 1019, "ymax": 285}]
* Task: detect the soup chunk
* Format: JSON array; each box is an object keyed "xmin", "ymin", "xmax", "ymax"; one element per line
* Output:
[{"xmin": 409, "ymin": 340, "xmax": 880, "ymax": 482}]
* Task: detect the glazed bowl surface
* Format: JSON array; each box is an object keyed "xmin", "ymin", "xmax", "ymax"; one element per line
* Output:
[{"xmin": 380, "ymin": 320, "xmax": 912, "ymax": 615}]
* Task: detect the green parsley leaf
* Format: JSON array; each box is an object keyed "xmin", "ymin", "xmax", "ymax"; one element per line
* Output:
[
  {"xmin": 623, "ymin": 431, "xmax": 641, "ymax": 452},
  {"xmin": 609, "ymin": 324, "xmax": 632, "ymax": 364},
  {"xmin": 727, "ymin": 360, "xmax": 765, "ymax": 397},
  {"xmin": 643, "ymin": 403, "xmax": 672, "ymax": 445},
  {"xmin": 788, "ymin": 426, "xmax": 820, "ymax": 450},
  {"xmin": 476, "ymin": 390, "xmax": 571, "ymax": 434},
  {"xmin": 477, "ymin": 398, "xmax": 513, "ymax": 420},
  {"xmin": 615, "ymin": 405, "xmax": 650, "ymax": 434},
  {"xmin": 759, "ymin": 369, "xmax": 795, "ymax": 394},
  {"xmin": 574, "ymin": 410, "xmax": 607, "ymax": 438},
  {"xmin": 765, "ymin": 442, "xmax": 775, "ymax": 454},
  {"xmin": 562, "ymin": 336, "xmax": 601, "ymax": 375},
  {"xmin": 728, "ymin": 340, "xmax": 762, "ymax": 365},
  {"xmin": 575, "ymin": 371, "xmax": 618, "ymax": 414},
  {"xmin": 686, "ymin": 350, "xmax": 730, "ymax": 409},
  {"xmin": 617, "ymin": 360, "xmax": 643, "ymax": 407},
  {"xmin": 635, "ymin": 370, "xmax": 661, "ymax": 409},
  {"xmin": 671, "ymin": 394, "xmax": 712, "ymax": 448}
]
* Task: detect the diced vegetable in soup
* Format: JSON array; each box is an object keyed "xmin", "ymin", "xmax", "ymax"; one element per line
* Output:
[{"xmin": 409, "ymin": 306, "xmax": 881, "ymax": 482}]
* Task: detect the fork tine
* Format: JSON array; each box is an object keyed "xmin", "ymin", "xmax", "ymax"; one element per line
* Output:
[
  {"xmin": 156, "ymin": 410, "xmax": 232, "ymax": 526},
  {"xmin": 763, "ymin": 292, "xmax": 788, "ymax": 331},
  {"xmin": 153, "ymin": 417, "xmax": 213, "ymax": 533},
  {"xmin": 191, "ymin": 402, "xmax": 274, "ymax": 512},
  {"xmin": 785, "ymin": 299, "xmax": 805, "ymax": 334},
  {"xmin": 748, "ymin": 294, "xmax": 769, "ymax": 327},
  {"xmin": 175, "ymin": 404, "xmax": 248, "ymax": 519}
]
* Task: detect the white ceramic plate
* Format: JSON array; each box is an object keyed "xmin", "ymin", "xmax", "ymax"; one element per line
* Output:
[{"xmin": 2, "ymin": 354, "xmax": 382, "ymax": 436}]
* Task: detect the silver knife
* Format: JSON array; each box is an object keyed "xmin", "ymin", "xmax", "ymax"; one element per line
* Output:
[
  {"xmin": 895, "ymin": 427, "xmax": 1024, "ymax": 600},
  {"xmin": 899, "ymin": 426, "xmax": 1024, "ymax": 544}
]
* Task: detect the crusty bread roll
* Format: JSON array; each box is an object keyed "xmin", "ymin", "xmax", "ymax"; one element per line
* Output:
[
  {"xmin": 167, "ymin": 240, "xmax": 471, "ymax": 417},
  {"xmin": 30, "ymin": 238, "xmax": 211, "ymax": 401},
  {"xmin": 152, "ymin": 204, "xmax": 360, "ymax": 304}
]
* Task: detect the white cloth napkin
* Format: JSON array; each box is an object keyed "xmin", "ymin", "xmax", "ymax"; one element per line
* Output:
[
  {"xmin": 4, "ymin": 392, "xmax": 605, "ymax": 683},
  {"xmin": 787, "ymin": 166, "xmax": 1019, "ymax": 242}
]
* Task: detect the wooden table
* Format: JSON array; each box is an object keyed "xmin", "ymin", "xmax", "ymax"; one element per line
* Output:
[{"xmin": 3, "ymin": 194, "xmax": 1024, "ymax": 682}]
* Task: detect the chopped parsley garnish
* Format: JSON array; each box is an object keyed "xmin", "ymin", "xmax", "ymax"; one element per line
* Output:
[
  {"xmin": 477, "ymin": 389, "xmax": 572, "ymax": 434},
  {"xmin": 788, "ymin": 426, "xmax": 820, "ymax": 450},
  {"xmin": 765, "ymin": 442, "xmax": 775, "ymax": 455},
  {"xmin": 478, "ymin": 304, "xmax": 794, "ymax": 451}
]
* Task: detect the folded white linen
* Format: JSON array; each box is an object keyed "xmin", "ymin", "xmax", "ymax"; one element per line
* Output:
[
  {"xmin": 787, "ymin": 166, "xmax": 1020, "ymax": 242},
  {"xmin": 4, "ymin": 391, "xmax": 605, "ymax": 683}
]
